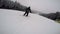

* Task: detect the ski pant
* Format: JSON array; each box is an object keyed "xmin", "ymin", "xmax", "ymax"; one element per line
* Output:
[{"xmin": 24, "ymin": 12, "xmax": 29, "ymax": 16}]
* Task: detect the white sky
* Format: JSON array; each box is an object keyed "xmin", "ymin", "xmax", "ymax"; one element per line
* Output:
[{"xmin": 11, "ymin": 0, "xmax": 60, "ymax": 13}]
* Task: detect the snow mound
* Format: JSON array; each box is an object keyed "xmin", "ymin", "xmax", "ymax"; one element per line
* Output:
[{"xmin": 0, "ymin": 9, "xmax": 60, "ymax": 34}]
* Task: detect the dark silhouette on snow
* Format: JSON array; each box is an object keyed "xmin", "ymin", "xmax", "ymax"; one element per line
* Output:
[{"xmin": 23, "ymin": 7, "xmax": 31, "ymax": 16}]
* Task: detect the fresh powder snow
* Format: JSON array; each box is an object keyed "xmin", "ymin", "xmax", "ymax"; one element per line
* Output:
[{"xmin": 0, "ymin": 9, "xmax": 60, "ymax": 34}]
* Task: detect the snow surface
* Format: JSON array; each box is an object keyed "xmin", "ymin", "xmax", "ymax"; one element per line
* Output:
[{"xmin": 0, "ymin": 9, "xmax": 60, "ymax": 34}]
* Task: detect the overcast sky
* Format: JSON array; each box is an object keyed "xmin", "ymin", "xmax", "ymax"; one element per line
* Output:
[{"xmin": 11, "ymin": 0, "xmax": 60, "ymax": 13}]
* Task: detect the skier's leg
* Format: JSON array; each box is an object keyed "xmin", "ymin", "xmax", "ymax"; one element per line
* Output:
[
  {"xmin": 26, "ymin": 12, "xmax": 29, "ymax": 16},
  {"xmin": 23, "ymin": 12, "xmax": 26, "ymax": 16}
]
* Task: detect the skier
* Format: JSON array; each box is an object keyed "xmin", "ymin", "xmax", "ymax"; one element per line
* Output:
[{"xmin": 23, "ymin": 7, "xmax": 31, "ymax": 16}]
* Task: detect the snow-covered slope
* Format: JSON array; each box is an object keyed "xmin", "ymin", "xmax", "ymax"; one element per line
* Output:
[{"xmin": 0, "ymin": 9, "xmax": 60, "ymax": 34}]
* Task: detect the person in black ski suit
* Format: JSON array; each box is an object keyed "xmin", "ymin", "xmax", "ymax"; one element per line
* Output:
[{"xmin": 23, "ymin": 7, "xmax": 31, "ymax": 16}]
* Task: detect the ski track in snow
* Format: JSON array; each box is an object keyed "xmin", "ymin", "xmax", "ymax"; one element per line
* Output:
[{"xmin": 0, "ymin": 9, "xmax": 60, "ymax": 34}]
